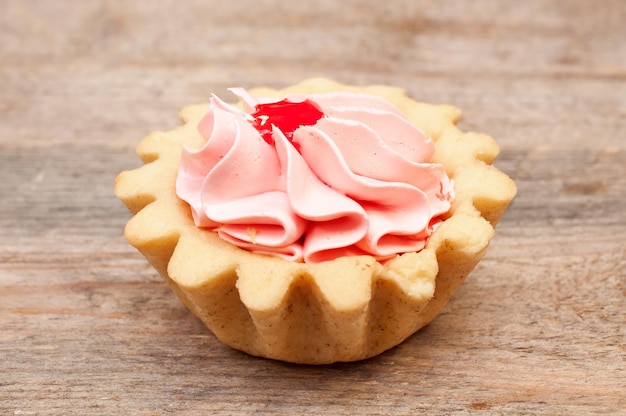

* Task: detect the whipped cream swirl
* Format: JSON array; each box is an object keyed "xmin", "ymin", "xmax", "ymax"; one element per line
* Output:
[{"xmin": 176, "ymin": 90, "xmax": 454, "ymax": 263}]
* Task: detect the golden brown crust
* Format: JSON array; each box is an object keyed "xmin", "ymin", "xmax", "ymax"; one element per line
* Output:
[{"xmin": 114, "ymin": 77, "xmax": 516, "ymax": 364}]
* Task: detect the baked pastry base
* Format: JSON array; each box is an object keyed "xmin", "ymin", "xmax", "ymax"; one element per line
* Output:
[{"xmin": 115, "ymin": 78, "xmax": 516, "ymax": 364}]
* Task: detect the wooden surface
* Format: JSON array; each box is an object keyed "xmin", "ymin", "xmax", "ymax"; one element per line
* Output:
[{"xmin": 1, "ymin": 0, "xmax": 625, "ymax": 414}]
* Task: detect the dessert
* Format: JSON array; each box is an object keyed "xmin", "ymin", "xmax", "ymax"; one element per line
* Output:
[{"xmin": 114, "ymin": 77, "xmax": 516, "ymax": 364}]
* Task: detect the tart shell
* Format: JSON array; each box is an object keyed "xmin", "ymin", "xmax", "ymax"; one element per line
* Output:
[{"xmin": 114, "ymin": 78, "xmax": 516, "ymax": 364}]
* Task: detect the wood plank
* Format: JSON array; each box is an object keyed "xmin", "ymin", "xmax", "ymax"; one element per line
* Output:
[{"xmin": 1, "ymin": 0, "xmax": 624, "ymax": 414}]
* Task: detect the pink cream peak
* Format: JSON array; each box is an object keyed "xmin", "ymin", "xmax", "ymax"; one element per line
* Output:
[{"xmin": 176, "ymin": 90, "xmax": 454, "ymax": 263}]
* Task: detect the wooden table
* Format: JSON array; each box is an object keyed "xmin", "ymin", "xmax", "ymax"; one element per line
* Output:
[{"xmin": 1, "ymin": 1, "xmax": 624, "ymax": 414}]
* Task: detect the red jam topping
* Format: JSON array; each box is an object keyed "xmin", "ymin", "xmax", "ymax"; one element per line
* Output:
[{"xmin": 252, "ymin": 99, "xmax": 324, "ymax": 146}]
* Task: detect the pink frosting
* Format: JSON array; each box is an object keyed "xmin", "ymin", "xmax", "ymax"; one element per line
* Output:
[{"xmin": 175, "ymin": 90, "xmax": 454, "ymax": 264}]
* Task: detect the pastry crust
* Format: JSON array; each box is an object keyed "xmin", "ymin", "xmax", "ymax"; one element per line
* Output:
[{"xmin": 114, "ymin": 77, "xmax": 516, "ymax": 364}]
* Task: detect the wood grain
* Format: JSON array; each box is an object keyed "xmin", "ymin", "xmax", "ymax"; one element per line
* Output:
[{"xmin": 1, "ymin": 0, "xmax": 624, "ymax": 414}]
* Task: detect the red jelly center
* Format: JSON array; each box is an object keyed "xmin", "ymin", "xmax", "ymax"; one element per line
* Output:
[{"xmin": 251, "ymin": 99, "xmax": 324, "ymax": 147}]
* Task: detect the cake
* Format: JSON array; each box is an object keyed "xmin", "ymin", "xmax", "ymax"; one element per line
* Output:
[{"xmin": 114, "ymin": 77, "xmax": 516, "ymax": 364}]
